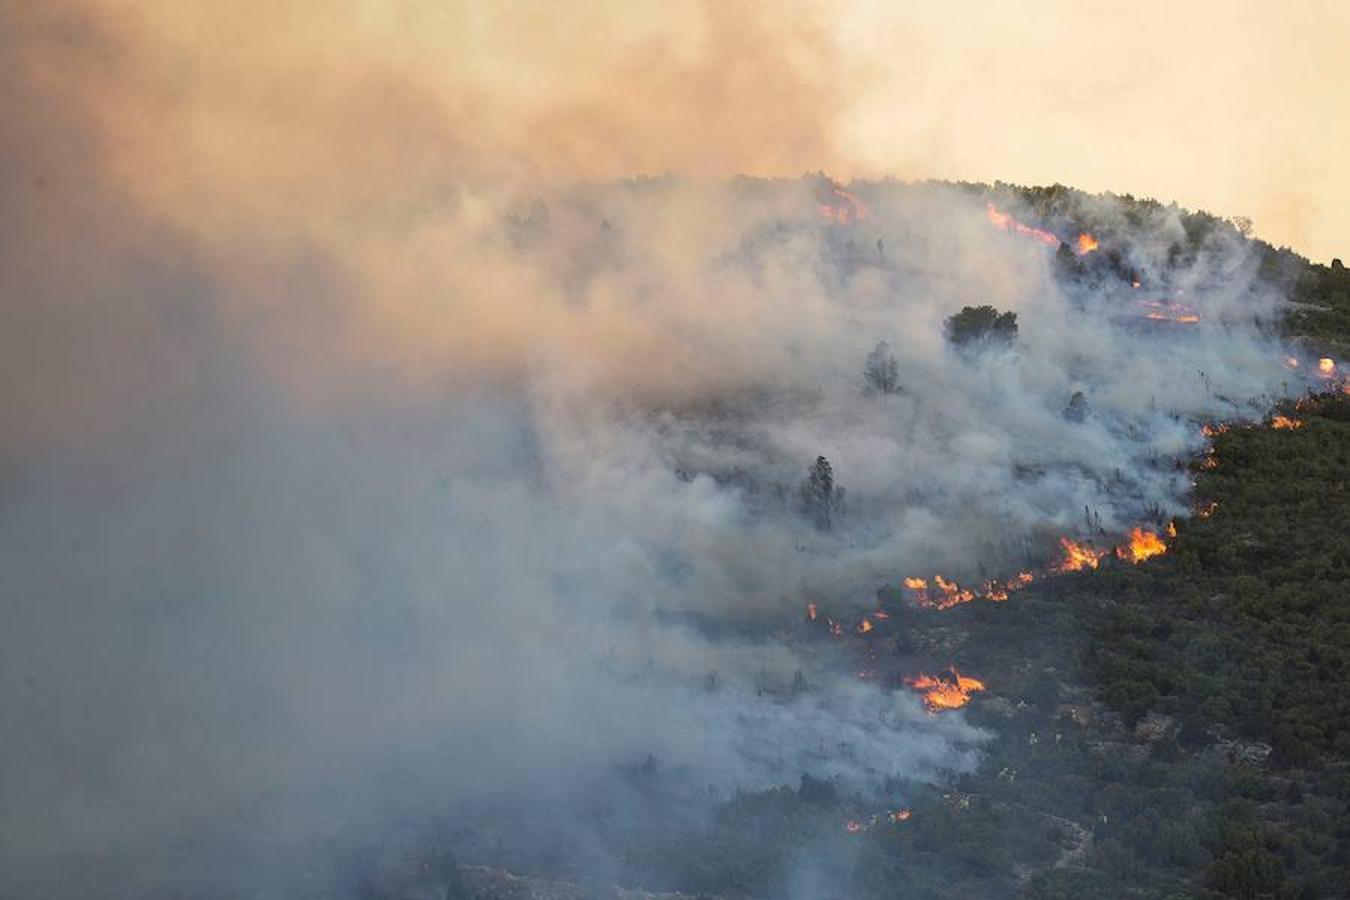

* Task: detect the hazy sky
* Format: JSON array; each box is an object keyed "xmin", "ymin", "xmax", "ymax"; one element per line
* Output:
[{"xmin": 12, "ymin": 0, "xmax": 1347, "ymax": 261}]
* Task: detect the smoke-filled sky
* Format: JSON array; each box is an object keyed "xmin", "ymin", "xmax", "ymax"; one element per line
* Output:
[
  {"xmin": 11, "ymin": 0, "xmax": 1345, "ymax": 259},
  {"xmin": 1, "ymin": 2, "xmax": 1344, "ymax": 897}
]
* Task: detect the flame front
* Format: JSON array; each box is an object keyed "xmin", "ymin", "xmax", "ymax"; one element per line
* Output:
[
  {"xmin": 905, "ymin": 668, "xmax": 987, "ymax": 712},
  {"xmin": 1271, "ymin": 415, "xmax": 1304, "ymax": 430},
  {"xmin": 986, "ymin": 203, "xmax": 1059, "ymax": 248},
  {"xmin": 1139, "ymin": 300, "xmax": 1200, "ymax": 324}
]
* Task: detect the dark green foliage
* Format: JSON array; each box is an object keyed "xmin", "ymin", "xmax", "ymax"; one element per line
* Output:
[
  {"xmin": 945, "ymin": 305, "xmax": 1018, "ymax": 348},
  {"xmin": 800, "ymin": 455, "xmax": 844, "ymax": 530}
]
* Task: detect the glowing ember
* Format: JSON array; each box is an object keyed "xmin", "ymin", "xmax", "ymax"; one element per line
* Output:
[
  {"xmin": 1318, "ymin": 358, "xmax": 1336, "ymax": 376},
  {"xmin": 1166, "ymin": 520, "xmax": 1178, "ymax": 538},
  {"xmin": 906, "ymin": 668, "xmax": 987, "ymax": 712},
  {"xmin": 1116, "ymin": 527, "xmax": 1166, "ymax": 563},
  {"xmin": 1056, "ymin": 537, "xmax": 1107, "ymax": 572},
  {"xmin": 1201, "ymin": 423, "xmax": 1229, "ymax": 438},
  {"xmin": 844, "ymin": 819, "xmax": 866, "ymax": 833},
  {"xmin": 1131, "ymin": 280, "xmax": 1142, "ymax": 289},
  {"xmin": 1139, "ymin": 300, "xmax": 1200, "ymax": 324},
  {"xmin": 985, "ymin": 203, "xmax": 1059, "ymax": 248},
  {"xmin": 806, "ymin": 602, "xmax": 818, "ymax": 621},
  {"xmin": 1271, "ymin": 415, "xmax": 1304, "ymax": 430},
  {"xmin": 889, "ymin": 809, "xmax": 912, "ymax": 822},
  {"xmin": 1076, "ymin": 232, "xmax": 1099, "ymax": 255},
  {"xmin": 857, "ymin": 618, "xmax": 874, "ymax": 635},
  {"xmin": 1196, "ymin": 501, "xmax": 1218, "ymax": 519}
]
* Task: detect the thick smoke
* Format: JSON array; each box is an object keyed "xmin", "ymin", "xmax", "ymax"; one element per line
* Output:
[{"xmin": 0, "ymin": 3, "xmax": 1320, "ymax": 897}]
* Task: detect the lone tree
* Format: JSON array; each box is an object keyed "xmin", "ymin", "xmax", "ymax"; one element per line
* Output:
[
  {"xmin": 863, "ymin": 340, "xmax": 900, "ymax": 395},
  {"xmin": 944, "ymin": 305, "xmax": 1018, "ymax": 348},
  {"xmin": 1053, "ymin": 241, "xmax": 1083, "ymax": 282},
  {"xmin": 800, "ymin": 456, "xmax": 844, "ymax": 531}
]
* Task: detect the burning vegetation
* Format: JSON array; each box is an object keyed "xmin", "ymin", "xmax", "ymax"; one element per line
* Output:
[
  {"xmin": 985, "ymin": 202, "xmax": 1098, "ymax": 256},
  {"xmin": 905, "ymin": 668, "xmax": 987, "ymax": 712},
  {"xmin": 818, "ymin": 183, "xmax": 868, "ymax": 225}
]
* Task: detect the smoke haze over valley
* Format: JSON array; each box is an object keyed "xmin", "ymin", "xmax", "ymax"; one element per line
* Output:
[{"xmin": 3, "ymin": 3, "xmax": 1349, "ymax": 898}]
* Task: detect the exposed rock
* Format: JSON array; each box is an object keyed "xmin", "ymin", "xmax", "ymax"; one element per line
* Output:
[
  {"xmin": 1213, "ymin": 738, "xmax": 1273, "ymax": 768},
  {"xmin": 1133, "ymin": 712, "xmax": 1178, "ymax": 743}
]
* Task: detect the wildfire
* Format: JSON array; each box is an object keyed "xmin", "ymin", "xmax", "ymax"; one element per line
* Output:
[
  {"xmin": 818, "ymin": 186, "xmax": 868, "ymax": 225},
  {"xmin": 1055, "ymin": 537, "xmax": 1107, "ymax": 572},
  {"xmin": 932, "ymin": 575, "xmax": 976, "ymax": 609},
  {"xmin": 1196, "ymin": 501, "xmax": 1218, "ymax": 519},
  {"xmin": 1201, "ymin": 423, "xmax": 1229, "ymax": 438},
  {"xmin": 1319, "ymin": 358, "xmax": 1336, "ymax": 376},
  {"xmin": 844, "ymin": 809, "xmax": 913, "ymax": 833},
  {"xmin": 1271, "ymin": 415, "xmax": 1304, "ymax": 430},
  {"xmin": 1139, "ymin": 300, "xmax": 1200, "ymax": 324},
  {"xmin": 981, "ymin": 571, "xmax": 1034, "ymax": 602},
  {"xmin": 1076, "ymin": 232, "xmax": 1099, "ymax": 255},
  {"xmin": 1116, "ymin": 527, "xmax": 1167, "ymax": 563},
  {"xmin": 806, "ymin": 602, "xmax": 818, "ymax": 621},
  {"xmin": 857, "ymin": 618, "xmax": 874, "ymax": 635},
  {"xmin": 906, "ymin": 668, "xmax": 987, "ymax": 712},
  {"xmin": 985, "ymin": 203, "xmax": 1059, "ymax": 248}
]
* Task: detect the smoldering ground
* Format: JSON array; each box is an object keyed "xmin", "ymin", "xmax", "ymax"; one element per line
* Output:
[{"xmin": 0, "ymin": 3, "xmax": 1327, "ymax": 898}]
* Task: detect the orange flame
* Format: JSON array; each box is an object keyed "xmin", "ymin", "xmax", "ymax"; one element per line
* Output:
[
  {"xmin": 932, "ymin": 575, "xmax": 976, "ymax": 609},
  {"xmin": 1196, "ymin": 500, "xmax": 1218, "ymax": 519},
  {"xmin": 1076, "ymin": 232, "xmax": 1099, "ymax": 255},
  {"xmin": 889, "ymin": 809, "xmax": 912, "ymax": 822},
  {"xmin": 1056, "ymin": 537, "xmax": 1107, "ymax": 572},
  {"xmin": 906, "ymin": 668, "xmax": 987, "ymax": 712},
  {"xmin": 985, "ymin": 203, "xmax": 1059, "ymax": 248},
  {"xmin": 857, "ymin": 618, "xmax": 874, "ymax": 635},
  {"xmin": 980, "ymin": 570, "xmax": 1034, "ymax": 602},
  {"xmin": 1271, "ymin": 415, "xmax": 1304, "ymax": 430},
  {"xmin": 818, "ymin": 186, "xmax": 868, "ymax": 225},
  {"xmin": 1319, "ymin": 358, "xmax": 1335, "ymax": 376},
  {"xmin": 1116, "ymin": 527, "xmax": 1166, "ymax": 563}
]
